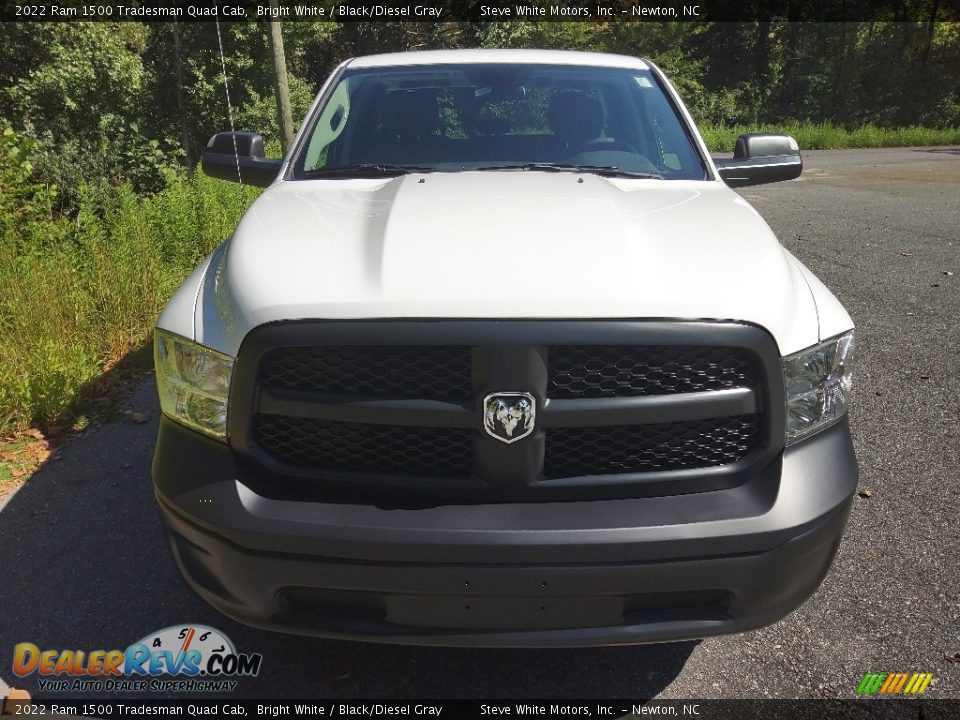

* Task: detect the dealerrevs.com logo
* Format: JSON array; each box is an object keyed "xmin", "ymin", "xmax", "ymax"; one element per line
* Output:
[{"xmin": 13, "ymin": 624, "xmax": 262, "ymax": 693}]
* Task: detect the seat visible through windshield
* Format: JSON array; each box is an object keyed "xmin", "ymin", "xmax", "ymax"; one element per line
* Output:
[{"xmin": 296, "ymin": 63, "xmax": 706, "ymax": 180}]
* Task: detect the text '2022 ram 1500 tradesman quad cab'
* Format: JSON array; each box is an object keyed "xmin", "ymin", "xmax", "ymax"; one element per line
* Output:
[{"xmin": 152, "ymin": 49, "xmax": 857, "ymax": 647}]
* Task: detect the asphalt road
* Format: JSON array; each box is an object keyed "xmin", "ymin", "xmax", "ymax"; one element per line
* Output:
[{"xmin": 1, "ymin": 147, "xmax": 958, "ymax": 701}]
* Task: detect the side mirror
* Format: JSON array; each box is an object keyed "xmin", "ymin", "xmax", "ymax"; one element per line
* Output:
[
  {"xmin": 201, "ymin": 131, "xmax": 282, "ymax": 187},
  {"xmin": 714, "ymin": 133, "xmax": 802, "ymax": 187}
]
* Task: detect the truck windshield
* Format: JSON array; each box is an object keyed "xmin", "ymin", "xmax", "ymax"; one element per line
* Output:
[{"xmin": 293, "ymin": 63, "xmax": 707, "ymax": 180}]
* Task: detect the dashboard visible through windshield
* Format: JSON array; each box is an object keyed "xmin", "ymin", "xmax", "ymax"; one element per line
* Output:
[{"xmin": 292, "ymin": 63, "xmax": 708, "ymax": 180}]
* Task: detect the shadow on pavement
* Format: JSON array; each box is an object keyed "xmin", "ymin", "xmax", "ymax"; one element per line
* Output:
[
  {"xmin": 914, "ymin": 146, "xmax": 960, "ymax": 155},
  {"xmin": 0, "ymin": 379, "xmax": 696, "ymax": 699}
]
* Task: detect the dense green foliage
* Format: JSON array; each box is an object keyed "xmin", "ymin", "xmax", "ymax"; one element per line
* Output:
[
  {"xmin": 2, "ymin": 20, "xmax": 958, "ymax": 205},
  {"xmin": 0, "ymin": 126, "xmax": 257, "ymax": 429},
  {"xmin": 700, "ymin": 122, "xmax": 960, "ymax": 152},
  {"xmin": 0, "ymin": 19, "xmax": 958, "ymax": 432}
]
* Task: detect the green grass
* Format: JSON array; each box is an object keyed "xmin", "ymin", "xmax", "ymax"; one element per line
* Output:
[
  {"xmin": 700, "ymin": 121, "xmax": 960, "ymax": 152},
  {"xmin": 0, "ymin": 172, "xmax": 258, "ymax": 432}
]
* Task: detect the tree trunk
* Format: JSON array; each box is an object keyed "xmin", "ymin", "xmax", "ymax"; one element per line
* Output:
[
  {"xmin": 923, "ymin": 0, "xmax": 940, "ymax": 65},
  {"xmin": 753, "ymin": 21, "xmax": 772, "ymax": 124},
  {"xmin": 777, "ymin": 22, "xmax": 804, "ymax": 120},
  {"xmin": 267, "ymin": 0, "xmax": 294, "ymax": 153},
  {"xmin": 170, "ymin": 21, "xmax": 193, "ymax": 175}
]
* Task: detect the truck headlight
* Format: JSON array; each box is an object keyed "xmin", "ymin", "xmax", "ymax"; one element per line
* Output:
[
  {"xmin": 783, "ymin": 331, "xmax": 854, "ymax": 445},
  {"xmin": 154, "ymin": 329, "xmax": 234, "ymax": 441}
]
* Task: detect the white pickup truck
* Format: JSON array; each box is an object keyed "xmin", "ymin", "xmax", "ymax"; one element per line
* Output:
[{"xmin": 152, "ymin": 49, "xmax": 857, "ymax": 646}]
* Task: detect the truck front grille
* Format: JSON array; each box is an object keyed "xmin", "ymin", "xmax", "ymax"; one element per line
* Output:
[
  {"xmin": 233, "ymin": 321, "xmax": 781, "ymax": 503},
  {"xmin": 544, "ymin": 416, "xmax": 760, "ymax": 478},
  {"xmin": 255, "ymin": 415, "xmax": 472, "ymax": 478},
  {"xmin": 548, "ymin": 345, "xmax": 758, "ymax": 398},
  {"xmin": 260, "ymin": 345, "xmax": 472, "ymax": 401}
]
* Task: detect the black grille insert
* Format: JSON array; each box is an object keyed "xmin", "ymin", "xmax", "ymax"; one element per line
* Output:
[
  {"xmin": 548, "ymin": 345, "xmax": 759, "ymax": 399},
  {"xmin": 255, "ymin": 414, "xmax": 472, "ymax": 478},
  {"xmin": 544, "ymin": 416, "xmax": 761, "ymax": 478},
  {"xmin": 259, "ymin": 345, "xmax": 473, "ymax": 401},
  {"xmin": 236, "ymin": 322, "xmax": 779, "ymax": 501}
]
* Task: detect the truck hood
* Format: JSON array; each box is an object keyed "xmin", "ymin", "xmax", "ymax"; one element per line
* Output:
[{"xmin": 199, "ymin": 172, "xmax": 819, "ymax": 355}]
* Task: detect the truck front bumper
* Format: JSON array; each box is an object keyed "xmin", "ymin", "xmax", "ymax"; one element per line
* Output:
[{"xmin": 153, "ymin": 416, "xmax": 857, "ymax": 647}]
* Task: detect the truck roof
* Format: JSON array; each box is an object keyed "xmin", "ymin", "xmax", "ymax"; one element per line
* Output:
[{"xmin": 345, "ymin": 48, "xmax": 650, "ymax": 71}]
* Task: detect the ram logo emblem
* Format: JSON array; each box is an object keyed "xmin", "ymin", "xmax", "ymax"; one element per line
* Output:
[{"xmin": 483, "ymin": 392, "xmax": 536, "ymax": 444}]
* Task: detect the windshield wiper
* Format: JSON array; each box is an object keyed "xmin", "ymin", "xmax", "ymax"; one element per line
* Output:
[
  {"xmin": 476, "ymin": 163, "xmax": 663, "ymax": 180},
  {"xmin": 572, "ymin": 165, "xmax": 664, "ymax": 180},
  {"xmin": 303, "ymin": 163, "xmax": 430, "ymax": 178}
]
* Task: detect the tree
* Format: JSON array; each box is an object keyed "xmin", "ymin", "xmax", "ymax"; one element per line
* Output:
[{"xmin": 267, "ymin": 0, "xmax": 294, "ymax": 153}]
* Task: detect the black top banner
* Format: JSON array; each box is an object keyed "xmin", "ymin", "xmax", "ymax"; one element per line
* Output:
[{"xmin": 1, "ymin": 0, "xmax": 959, "ymax": 23}]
